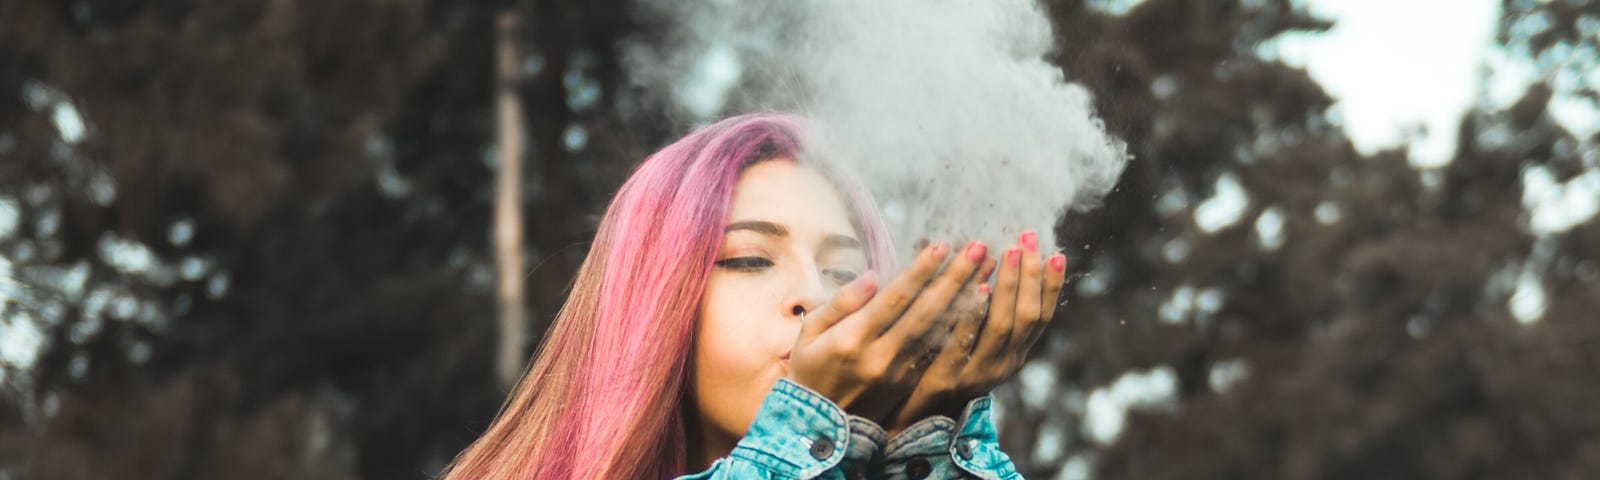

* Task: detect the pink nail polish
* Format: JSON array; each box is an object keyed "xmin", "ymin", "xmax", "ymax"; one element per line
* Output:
[
  {"xmin": 966, "ymin": 241, "xmax": 988, "ymax": 262},
  {"xmin": 858, "ymin": 271, "xmax": 878, "ymax": 292},
  {"xmin": 1006, "ymin": 247, "xmax": 1021, "ymax": 266},
  {"xmin": 979, "ymin": 284, "xmax": 990, "ymax": 295},
  {"xmin": 1049, "ymin": 254, "xmax": 1066, "ymax": 272},
  {"xmin": 1020, "ymin": 230, "xmax": 1038, "ymax": 252}
]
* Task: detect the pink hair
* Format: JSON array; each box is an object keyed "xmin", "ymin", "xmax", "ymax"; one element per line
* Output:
[{"xmin": 442, "ymin": 112, "xmax": 895, "ymax": 479}]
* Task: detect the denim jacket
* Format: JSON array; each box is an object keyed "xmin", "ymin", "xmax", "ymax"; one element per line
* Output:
[{"xmin": 674, "ymin": 378, "xmax": 1021, "ymax": 480}]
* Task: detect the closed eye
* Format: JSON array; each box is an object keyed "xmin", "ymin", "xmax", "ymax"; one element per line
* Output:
[
  {"xmin": 822, "ymin": 267, "xmax": 859, "ymax": 284},
  {"xmin": 714, "ymin": 257, "xmax": 774, "ymax": 272}
]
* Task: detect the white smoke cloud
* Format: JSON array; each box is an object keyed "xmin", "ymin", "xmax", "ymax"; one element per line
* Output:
[{"xmin": 626, "ymin": 0, "xmax": 1129, "ymax": 263}]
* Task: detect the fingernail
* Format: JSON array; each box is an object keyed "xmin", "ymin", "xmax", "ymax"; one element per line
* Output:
[
  {"xmin": 858, "ymin": 271, "xmax": 878, "ymax": 292},
  {"xmin": 1020, "ymin": 230, "xmax": 1038, "ymax": 252},
  {"xmin": 926, "ymin": 240, "xmax": 948, "ymax": 259},
  {"xmin": 1049, "ymin": 254, "xmax": 1066, "ymax": 272},
  {"xmin": 980, "ymin": 263, "xmax": 996, "ymax": 280},
  {"xmin": 978, "ymin": 283, "xmax": 990, "ymax": 295},
  {"xmin": 965, "ymin": 241, "xmax": 988, "ymax": 262},
  {"xmin": 1006, "ymin": 246, "xmax": 1021, "ymax": 266}
]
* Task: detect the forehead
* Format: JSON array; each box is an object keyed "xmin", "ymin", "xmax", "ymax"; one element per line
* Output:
[{"xmin": 727, "ymin": 160, "xmax": 856, "ymax": 235}]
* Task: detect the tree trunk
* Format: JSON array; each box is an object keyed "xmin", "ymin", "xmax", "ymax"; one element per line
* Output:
[{"xmin": 493, "ymin": 9, "xmax": 526, "ymax": 391}]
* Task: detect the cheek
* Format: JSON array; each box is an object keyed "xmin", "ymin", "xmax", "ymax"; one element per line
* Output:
[
  {"xmin": 691, "ymin": 275, "xmax": 797, "ymax": 432},
  {"xmin": 696, "ymin": 276, "xmax": 786, "ymax": 372}
]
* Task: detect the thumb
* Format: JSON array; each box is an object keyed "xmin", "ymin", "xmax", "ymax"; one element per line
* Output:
[{"xmin": 797, "ymin": 270, "xmax": 878, "ymax": 346}]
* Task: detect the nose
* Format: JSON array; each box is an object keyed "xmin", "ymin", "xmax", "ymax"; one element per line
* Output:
[{"xmin": 786, "ymin": 263, "xmax": 829, "ymax": 322}]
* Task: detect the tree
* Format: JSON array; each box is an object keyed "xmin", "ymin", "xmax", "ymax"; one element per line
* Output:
[
  {"xmin": 0, "ymin": 0, "xmax": 645, "ymax": 477},
  {"xmin": 1006, "ymin": 0, "xmax": 1600, "ymax": 478},
  {"xmin": 2, "ymin": 0, "xmax": 1596, "ymax": 478}
]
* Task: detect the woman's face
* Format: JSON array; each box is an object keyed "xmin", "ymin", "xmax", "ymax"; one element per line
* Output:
[{"xmin": 689, "ymin": 159, "xmax": 869, "ymax": 448}]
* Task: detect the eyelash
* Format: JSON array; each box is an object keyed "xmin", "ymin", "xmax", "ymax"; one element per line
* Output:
[
  {"xmin": 714, "ymin": 257, "xmax": 773, "ymax": 271},
  {"xmin": 714, "ymin": 256, "xmax": 860, "ymax": 283},
  {"xmin": 823, "ymin": 268, "xmax": 859, "ymax": 284}
]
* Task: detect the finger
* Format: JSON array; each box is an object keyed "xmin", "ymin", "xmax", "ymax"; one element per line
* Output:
[
  {"xmin": 1041, "ymin": 253, "xmax": 1067, "ymax": 323},
  {"xmin": 972, "ymin": 255, "xmax": 998, "ymax": 296},
  {"xmin": 1019, "ymin": 252, "xmax": 1068, "ymax": 351},
  {"xmin": 939, "ymin": 256, "xmax": 997, "ymax": 364},
  {"xmin": 880, "ymin": 240, "xmax": 988, "ymax": 351},
  {"xmin": 797, "ymin": 270, "xmax": 878, "ymax": 346},
  {"xmin": 975, "ymin": 245, "xmax": 1021, "ymax": 361},
  {"xmin": 835, "ymin": 241, "xmax": 948, "ymax": 338},
  {"xmin": 979, "ymin": 256, "xmax": 998, "ymax": 284},
  {"xmin": 907, "ymin": 255, "xmax": 996, "ymax": 395},
  {"xmin": 964, "ymin": 250, "xmax": 997, "ymax": 297},
  {"xmin": 1013, "ymin": 231, "xmax": 1045, "ymax": 349}
]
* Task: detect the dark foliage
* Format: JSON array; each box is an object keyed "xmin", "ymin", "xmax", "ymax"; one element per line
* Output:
[{"xmin": 0, "ymin": 0, "xmax": 1595, "ymax": 478}]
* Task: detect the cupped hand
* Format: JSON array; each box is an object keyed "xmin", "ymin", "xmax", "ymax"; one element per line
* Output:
[
  {"xmin": 784, "ymin": 239, "xmax": 991, "ymax": 424},
  {"xmin": 882, "ymin": 230, "xmax": 1067, "ymax": 436}
]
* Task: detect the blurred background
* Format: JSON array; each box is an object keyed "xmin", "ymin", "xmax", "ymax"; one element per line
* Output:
[{"xmin": 1, "ymin": 0, "xmax": 1598, "ymax": 478}]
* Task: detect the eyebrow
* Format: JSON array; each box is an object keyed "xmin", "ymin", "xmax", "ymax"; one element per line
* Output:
[{"xmin": 725, "ymin": 220, "xmax": 863, "ymax": 251}]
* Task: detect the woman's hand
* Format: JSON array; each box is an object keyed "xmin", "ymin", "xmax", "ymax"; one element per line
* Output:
[
  {"xmin": 882, "ymin": 230, "xmax": 1067, "ymax": 436},
  {"xmin": 785, "ymin": 239, "xmax": 990, "ymax": 424}
]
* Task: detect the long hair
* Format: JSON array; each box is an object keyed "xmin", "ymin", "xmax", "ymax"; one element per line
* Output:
[{"xmin": 441, "ymin": 113, "xmax": 895, "ymax": 479}]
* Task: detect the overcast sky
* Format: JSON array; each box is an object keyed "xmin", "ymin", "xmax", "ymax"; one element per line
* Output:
[{"xmin": 1261, "ymin": 0, "xmax": 1501, "ymax": 167}]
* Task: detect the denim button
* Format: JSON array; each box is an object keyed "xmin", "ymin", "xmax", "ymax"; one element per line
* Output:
[
  {"xmin": 809, "ymin": 436, "xmax": 835, "ymax": 460},
  {"xmin": 906, "ymin": 457, "xmax": 932, "ymax": 479},
  {"xmin": 955, "ymin": 438, "xmax": 976, "ymax": 460}
]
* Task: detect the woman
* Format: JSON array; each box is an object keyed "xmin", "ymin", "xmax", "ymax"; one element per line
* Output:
[{"xmin": 442, "ymin": 113, "xmax": 1066, "ymax": 479}]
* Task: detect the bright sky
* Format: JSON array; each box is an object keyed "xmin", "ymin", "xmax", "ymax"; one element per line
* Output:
[
  {"xmin": 1260, "ymin": 0, "xmax": 1502, "ymax": 168},
  {"xmin": 1273, "ymin": 0, "xmax": 1598, "ymax": 234}
]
